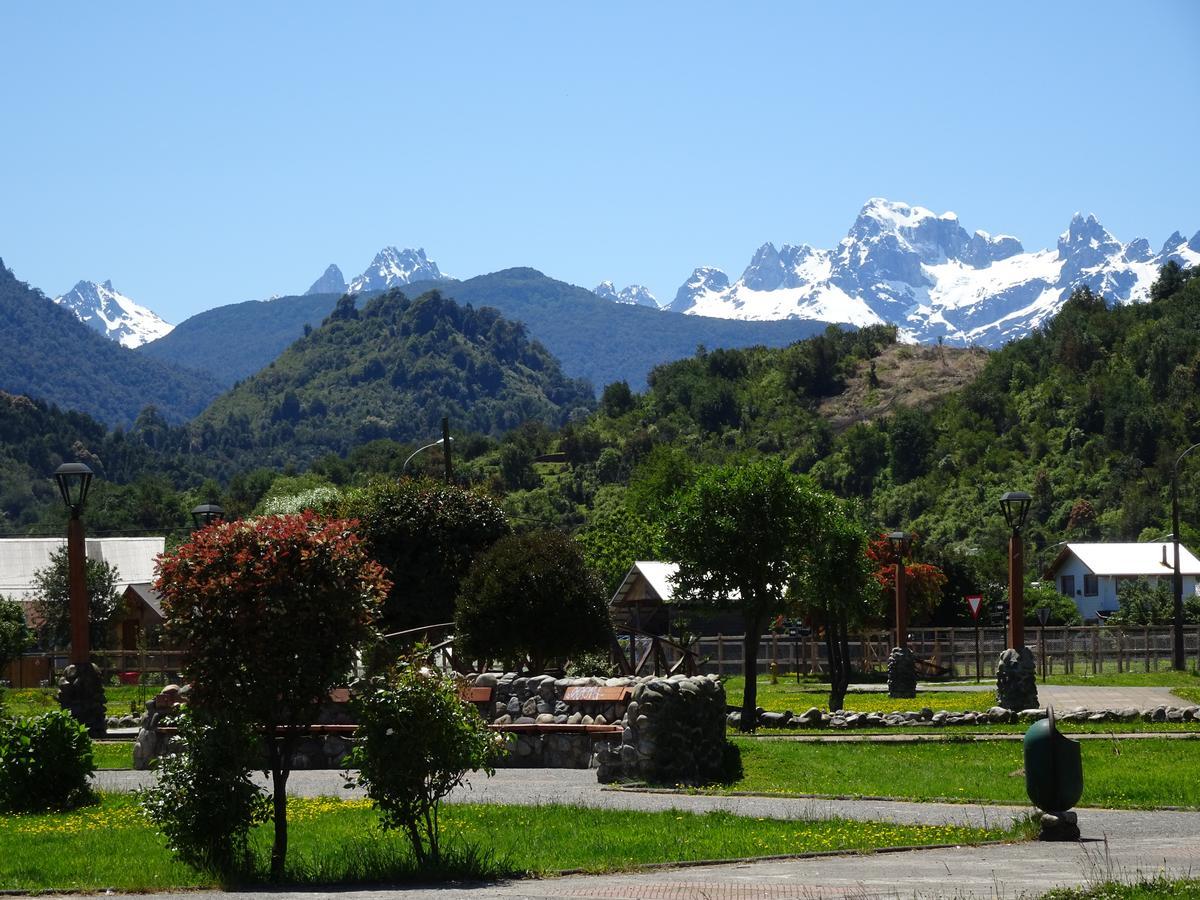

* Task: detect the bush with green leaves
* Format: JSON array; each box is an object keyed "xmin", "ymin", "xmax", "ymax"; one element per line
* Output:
[
  {"xmin": 454, "ymin": 531, "xmax": 612, "ymax": 673},
  {"xmin": 139, "ymin": 709, "xmax": 270, "ymax": 878},
  {"xmin": 348, "ymin": 655, "xmax": 502, "ymax": 866},
  {"xmin": 1106, "ymin": 578, "xmax": 1200, "ymax": 627},
  {"xmin": 0, "ymin": 594, "xmax": 32, "ymax": 673},
  {"xmin": 1024, "ymin": 583, "xmax": 1083, "ymax": 626},
  {"xmin": 0, "ymin": 710, "xmax": 95, "ymax": 812}
]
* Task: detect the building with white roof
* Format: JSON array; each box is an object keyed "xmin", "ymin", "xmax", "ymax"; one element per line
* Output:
[
  {"xmin": 1043, "ymin": 542, "xmax": 1200, "ymax": 621},
  {"xmin": 608, "ymin": 560, "xmax": 743, "ymax": 635},
  {"xmin": 0, "ymin": 537, "xmax": 165, "ymax": 620}
]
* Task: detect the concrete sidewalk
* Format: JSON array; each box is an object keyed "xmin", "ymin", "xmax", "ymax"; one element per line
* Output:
[{"xmin": 87, "ymin": 768, "xmax": 1200, "ymax": 898}]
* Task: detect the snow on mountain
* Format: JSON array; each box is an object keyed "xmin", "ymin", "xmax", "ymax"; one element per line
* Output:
[
  {"xmin": 593, "ymin": 281, "xmax": 660, "ymax": 308},
  {"xmin": 54, "ymin": 280, "xmax": 173, "ymax": 348},
  {"xmin": 347, "ymin": 247, "xmax": 446, "ymax": 293},
  {"xmin": 668, "ymin": 198, "xmax": 1200, "ymax": 346},
  {"xmin": 305, "ymin": 263, "xmax": 347, "ymax": 296}
]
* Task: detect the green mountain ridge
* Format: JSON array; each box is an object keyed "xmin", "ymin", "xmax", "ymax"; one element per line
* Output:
[
  {"xmin": 137, "ymin": 268, "xmax": 831, "ymax": 393},
  {"xmin": 189, "ymin": 288, "xmax": 596, "ymax": 471},
  {"xmin": 0, "ymin": 259, "xmax": 223, "ymax": 427}
]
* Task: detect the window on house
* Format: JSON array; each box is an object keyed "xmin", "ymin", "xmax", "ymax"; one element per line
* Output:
[
  {"xmin": 1060, "ymin": 575, "xmax": 1076, "ymax": 597},
  {"xmin": 1083, "ymin": 574, "xmax": 1098, "ymax": 597}
]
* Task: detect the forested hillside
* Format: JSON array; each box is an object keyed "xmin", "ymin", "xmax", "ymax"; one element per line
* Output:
[
  {"xmin": 136, "ymin": 290, "xmax": 347, "ymax": 386},
  {"xmin": 189, "ymin": 289, "xmax": 595, "ymax": 471},
  {"xmin": 557, "ymin": 264, "xmax": 1200, "ymax": 598},
  {"xmin": 0, "ymin": 260, "xmax": 223, "ymax": 426}
]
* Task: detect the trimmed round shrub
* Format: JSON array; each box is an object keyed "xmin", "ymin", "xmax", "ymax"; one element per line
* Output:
[{"xmin": 0, "ymin": 710, "xmax": 96, "ymax": 812}]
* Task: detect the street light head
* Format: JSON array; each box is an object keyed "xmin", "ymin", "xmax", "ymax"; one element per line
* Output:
[
  {"xmin": 54, "ymin": 462, "xmax": 94, "ymax": 518},
  {"xmin": 191, "ymin": 503, "xmax": 225, "ymax": 529},
  {"xmin": 999, "ymin": 491, "xmax": 1033, "ymax": 531},
  {"xmin": 887, "ymin": 530, "xmax": 912, "ymax": 557}
]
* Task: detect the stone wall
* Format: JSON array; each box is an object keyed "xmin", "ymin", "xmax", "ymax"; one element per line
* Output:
[{"xmin": 595, "ymin": 675, "xmax": 727, "ymax": 785}]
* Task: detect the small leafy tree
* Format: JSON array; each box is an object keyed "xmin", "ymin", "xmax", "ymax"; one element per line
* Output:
[
  {"xmin": 339, "ymin": 478, "xmax": 509, "ymax": 634},
  {"xmin": 156, "ymin": 512, "xmax": 390, "ymax": 880},
  {"xmin": 1106, "ymin": 578, "xmax": 1199, "ymax": 626},
  {"xmin": 0, "ymin": 595, "xmax": 33, "ymax": 673},
  {"xmin": 139, "ymin": 710, "xmax": 270, "ymax": 877},
  {"xmin": 455, "ymin": 531, "xmax": 612, "ymax": 673},
  {"xmin": 866, "ymin": 534, "xmax": 947, "ymax": 624},
  {"xmin": 666, "ymin": 460, "xmax": 813, "ymax": 731},
  {"xmin": 1024, "ymin": 583, "xmax": 1082, "ymax": 626},
  {"xmin": 348, "ymin": 654, "xmax": 502, "ymax": 866},
  {"xmin": 31, "ymin": 547, "xmax": 122, "ymax": 650}
]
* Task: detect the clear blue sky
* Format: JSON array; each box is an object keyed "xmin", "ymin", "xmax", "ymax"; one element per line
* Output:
[{"xmin": 2, "ymin": 2, "xmax": 1197, "ymax": 323}]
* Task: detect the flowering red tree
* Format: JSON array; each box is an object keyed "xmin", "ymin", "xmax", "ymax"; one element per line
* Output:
[
  {"xmin": 866, "ymin": 534, "xmax": 947, "ymax": 624},
  {"xmin": 156, "ymin": 512, "xmax": 390, "ymax": 879}
]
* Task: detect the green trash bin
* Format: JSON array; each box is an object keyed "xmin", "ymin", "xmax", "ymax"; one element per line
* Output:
[{"xmin": 1024, "ymin": 707, "xmax": 1083, "ymax": 840}]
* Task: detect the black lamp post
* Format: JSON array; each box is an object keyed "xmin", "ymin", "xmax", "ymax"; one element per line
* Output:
[
  {"xmin": 997, "ymin": 490, "xmax": 1037, "ymax": 712},
  {"xmin": 1000, "ymin": 491, "xmax": 1033, "ymax": 650},
  {"xmin": 886, "ymin": 530, "xmax": 916, "ymax": 699},
  {"xmin": 1172, "ymin": 442, "xmax": 1200, "ymax": 671},
  {"xmin": 53, "ymin": 462, "xmax": 105, "ymax": 735},
  {"xmin": 887, "ymin": 531, "xmax": 912, "ymax": 649},
  {"xmin": 54, "ymin": 463, "xmax": 93, "ymax": 667},
  {"xmin": 190, "ymin": 503, "xmax": 225, "ymax": 530}
]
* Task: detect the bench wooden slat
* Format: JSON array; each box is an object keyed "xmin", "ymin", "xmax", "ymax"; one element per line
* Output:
[
  {"xmin": 459, "ymin": 686, "xmax": 494, "ymax": 703},
  {"xmin": 562, "ymin": 686, "xmax": 631, "ymax": 702}
]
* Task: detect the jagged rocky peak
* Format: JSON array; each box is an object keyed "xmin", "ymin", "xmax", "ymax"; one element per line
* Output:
[
  {"xmin": 669, "ymin": 266, "xmax": 730, "ymax": 312},
  {"xmin": 1160, "ymin": 231, "xmax": 1186, "ymax": 255},
  {"xmin": 848, "ymin": 198, "xmax": 971, "ymax": 262},
  {"xmin": 53, "ymin": 279, "xmax": 173, "ymax": 348},
  {"xmin": 1122, "ymin": 237, "xmax": 1153, "ymax": 263},
  {"xmin": 1057, "ymin": 213, "xmax": 1122, "ymax": 261},
  {"xmin": 1190, "ymin": 230, "xmax": 1200, "ymax": 254},
  {"xmin": 741, "ymin": 242, "xmax": 821, "ymax": 291},
  {"xmin": 348, "ymin": 247, "xmax": 445, "ymax": 293},
  {"xmin": 593, "ymin": 281, "xmax": 658, "ymax": 308},
  {"xmin": 962, "ymin": 230, "xmax": 1024, "ymax": 268},
  {"xmin": 306, "ymin": 263, "xmax": 347, "ymax": 296}
]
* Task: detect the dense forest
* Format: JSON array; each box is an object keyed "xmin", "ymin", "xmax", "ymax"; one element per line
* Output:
[{"xmin": 2, "ymin": 264, "xmax": 1197, "ymax": 629}]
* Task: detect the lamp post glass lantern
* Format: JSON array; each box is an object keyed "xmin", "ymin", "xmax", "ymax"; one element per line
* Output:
[
  {"xmin": 191, "ymin": 503, "xmax": 225, "ymax": 529},
  {"xmin": 52, "ymin": 462, "xmax": 106, "ymax": 735}
]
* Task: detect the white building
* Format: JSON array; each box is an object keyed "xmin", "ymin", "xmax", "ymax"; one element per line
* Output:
[
  {"xmin": 1043, "ymin": 542, "xmax": 1200, "ymax": 622},
  {"xmin": 0, "ymin": 536, "xmax": 165, "ymax": 621}
]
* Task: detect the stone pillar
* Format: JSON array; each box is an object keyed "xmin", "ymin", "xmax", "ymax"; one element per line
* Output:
[
  {"xmin": 887, "ymin": 645, "xmax": 917, "ymax": 699},
  {"xmin": 57, "ymin": 662, "xmax": 107, "ymax": 737},
  {"xmin": 996, "ymin": 646, "xmax": 1038, "ymax": 711}
]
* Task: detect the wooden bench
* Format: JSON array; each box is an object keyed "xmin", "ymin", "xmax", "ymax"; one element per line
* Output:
[
  {"xmin": 156, "ymin": 724, "xmax": 359, "ymax": 737},
  {"xmin": 562, "ymin": 686, "xmax": 631, "ymax": 702},
  {"xmin": 487, "ymin": 722, "xmax": 623, "ymax": 738}
]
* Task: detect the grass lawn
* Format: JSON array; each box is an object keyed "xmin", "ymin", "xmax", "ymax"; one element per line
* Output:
[
  {"xmin": 723, "ymin": 676, "xmax": 994, "ymax": 713},
  {"xmin": 92, "ymin": 741, "xmax": 133, "ymax": 769},
  {"xmin": 0, "ymin": 685, "xmax": 147, "ymax": 719},
  {"xmin": 1042, "ymin": 877, "xmax": 1200, "ymax": 898},
  {"xmin": 743, "ymin": 720, "xmax": 1200, "ymax": 736},
  {"xmin": 0, "ymin": 793, "xmax": 1027, "ymax": 891},
  {"xmin": 1038, "ymin": 670, "xmax": 1200, "ymax": 688},
  {"xmin": 1173, "ymin": 687, "xmax": 1200, "ymax": 705},
  {"xmin": 723, "ymin": 736, "xmax": 1200, "ymax": 809}
]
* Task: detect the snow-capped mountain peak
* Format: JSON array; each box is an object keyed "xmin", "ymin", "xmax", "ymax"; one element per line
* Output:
[
  {"xmin": 347, "ymin": 247, "xmax": 446, "ymax": 294},
  {"xmin": 593, "ymin": 281, "xmax": 659, "ymax": 308},
  {"xmin": 666, "ymin": 198, "xmax": 1200, "ymax": 346},
  {"xmin": 54, "ymin": 280, "xmax": 173, "ymax": 348}
]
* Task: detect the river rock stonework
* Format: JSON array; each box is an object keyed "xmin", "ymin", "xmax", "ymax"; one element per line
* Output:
[
  {"xmin": 593, "ymin": 674, "xmax": 727, "ymax": 785},
  {"xmin": 996, "ymin": 646, "xmax": 1039, "ymax": 711},
  {"xmin": 887, "ymin": 646, "xmax": 917, "ymax": 699}
]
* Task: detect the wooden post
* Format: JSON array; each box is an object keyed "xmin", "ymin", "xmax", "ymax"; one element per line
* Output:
[
  {"xmin": 948, "ymin": 628, "xmax": 956, "ymax": 678},
  {"xmin": 1092, "ymin": 627, "xmax": 1100, "ymax": 675},
  {"xmin": 716, "ymin": 634, "xmax": 724, "ymax": 676},
  {"xmin": 1144, "ymin": 626, "xmax": 1151, "ymax": 672}
]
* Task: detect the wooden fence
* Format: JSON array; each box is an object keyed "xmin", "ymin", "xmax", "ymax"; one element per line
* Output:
[
  {"xmin": 1, "ymin": 650, "xmax": 187, "ymax": 689},
  {"xmin": 693, "ymin": 625, "xmax": 1200, "ymax": 679}
]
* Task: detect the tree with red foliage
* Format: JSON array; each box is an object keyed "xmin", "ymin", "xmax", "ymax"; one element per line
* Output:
[
  {"xmin": 866, "ymin": 534, "xmax": 947, "ymax": 624},
  {"xmin": 157, "ymin": 512, "xmax": 390, "ymax": 880}
]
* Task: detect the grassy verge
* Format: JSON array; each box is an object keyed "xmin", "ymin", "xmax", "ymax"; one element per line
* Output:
[
  {"xmin": 741, "ymin": 720, "xmax": 1200, "ymax": 737},
  {"xmin": 1039, "ymin": 670, "xmax": 1200, "ymax": 688},
  {"xmin": 1173, "ymin": 687, "xmax": 1200, "ymax": 705},
  {"xmin": 1042, "ymin": 877, "xmax": 1200, "ymax": 897},
  {"xmin": 92, "ymin": 741, "xmax": 133, "ymax": 769},
  {"xmin": 722, "ymin": 676, "xmax": 993, "ymax": 713},
  {"xmin": 1, "ymin": 685, "xmax": 147, "ymax": 719},
  {"xmin": 720, "ymin": 736, "xmax": 1200, "ymax": 809},
  {"xmin": 0, "ymin": 793, "xmax": 1027, "ymax": 891}
]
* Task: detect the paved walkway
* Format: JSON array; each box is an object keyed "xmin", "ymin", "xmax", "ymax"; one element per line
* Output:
[{"xmin": 85, "ymin": 768, "xmax": 1200, "ymax": 898}]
